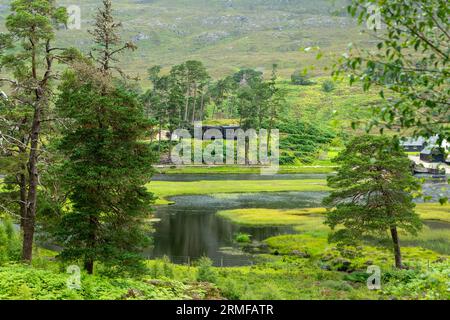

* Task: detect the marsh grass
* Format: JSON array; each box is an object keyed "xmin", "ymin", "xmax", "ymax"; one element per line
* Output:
[
  {"xmin": 149, "ymin": 179, "xmax": 330, "ymax": 204},
  {"xmin": 217, "ymin": 208, "xmax": 327, "ymax": 226}
]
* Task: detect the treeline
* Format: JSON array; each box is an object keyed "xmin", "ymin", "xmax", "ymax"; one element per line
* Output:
[
  {"xmin": 141, "ymin": 63, "xmax": 287, "ymax": 152},
  {"xmin": 142, "ymin": 63, "xmax": 336, "ymax": 164}
]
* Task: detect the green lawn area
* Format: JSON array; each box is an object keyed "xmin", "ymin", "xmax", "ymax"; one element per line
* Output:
[{"xmin": 149, "ymin": 179, "xmax": 330, "ymax": 205}]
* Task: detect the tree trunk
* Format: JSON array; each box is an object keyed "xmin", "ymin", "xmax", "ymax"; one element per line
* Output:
[
  {"xmin": 211, "ymin": 103, "xmax": 216, "ymax": 120},
  {"xmin": 200, "ymin": 92, "xmax": 205, "ymax": 121},
  {"xmin": 158, "ymin": 118, "xmax": 162, "ymax": 154},
  {"xmin": 184, "ymin": 85, "xmax": 190, "ymax": 122},
  {"xmin": 191, "ymin": 83, "xmax": 197, "ymax": 124},
  {"xmin": 245, "ymin": 137, "xmax": 249, "ymax": 165},
  {"xmin": 84, "ymin": 259, "xmax": 94, "ymax": 275},
  {"xmin": 390, "ymin": 226, "xmax": 403, "ymax": 268},
  {"xmin": 18, "ymin": 172, "xmax": 27, "ymax": 230},
  {"xmin": 22, "ymin": 100, "xmax": 42, "ymax": 262}
]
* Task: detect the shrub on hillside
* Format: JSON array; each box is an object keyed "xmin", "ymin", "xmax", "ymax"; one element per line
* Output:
[
  {"xmin": 278, "ymin": 121, "xmax": 335, "ymax": 164},
  {"xmin": 322, "ymin": 80, "xmax": 335, "ymax": 92},
  {"xmin": 291, "ymin": 70, "xmax": 314, "ymax": 86}
]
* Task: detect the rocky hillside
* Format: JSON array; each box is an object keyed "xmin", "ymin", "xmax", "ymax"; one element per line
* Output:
[{"xmin": 0, "ymin": 0, "xmax": 371, "ymax": 82}]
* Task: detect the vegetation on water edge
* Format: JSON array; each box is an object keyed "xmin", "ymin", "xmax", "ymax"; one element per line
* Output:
[
  {"xmin": 149, "ymin": 179, "xmax": 330, "ymax": 204},
  {"xmin": 156, "ymin": 165, "xmax": 337, "ymax": 175},
  {"xmin": 1, "ymin": 200, "xmax": 449, "ymax": 300},
  {"xmin": 217, "ymin": 208, "xmax": 327, "ymax": 226},
  {"xmin": 217, "ymin": 204, "xmax": 450, "ymax": 226},
  {"xmin": 217, "ymin": 203, "xmax": 450, "ymax": 257}
]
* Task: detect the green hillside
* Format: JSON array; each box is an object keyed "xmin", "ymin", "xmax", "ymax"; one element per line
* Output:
[{"xmin": 0, "ymin": 0, "xmax": 372, "ymax": 83}]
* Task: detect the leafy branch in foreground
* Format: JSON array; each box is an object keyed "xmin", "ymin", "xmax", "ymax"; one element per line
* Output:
[{"xmin": 335, "ymin": 0, "xmax": 449, "ymax": 141}]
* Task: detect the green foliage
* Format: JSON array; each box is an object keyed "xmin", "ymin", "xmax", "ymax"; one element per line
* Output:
[
  {"xmin": 0, "ymin": 263, "xmax": 194, "ymax": 300},
  {"xmin": 41, "ymin": 0, "xmax": 157, "ymax": 274},
  {"xmin": 323, "ymin": 135, "xmax": 423, "ymax": 267},
  {"xmin": 234, "ymin": 233, "xmax": 252, "ymax": 243},
  {"xmin": 89, "ymin": 0, "xmax": 137, "ymax": 74},
  {"xmin": 196, "ymin": 257, "xmax": 217, "ymax": 283},
  {"xmin": 218, "ymin": 278, "xmax": 242, "ymax": 300},
  {"xmin": 339, "ymin": 0, "xmax": 449, "ymax": 141},
  {"xmin": 322, "ymin": 80, "xmax": 336, "ymax": 92},
  {"xmin": 291, "ymin": 70, "xmax": 314, "ymax": 86},
  {"xmin": 0, "ymin": 218, "xmax": 21, "ymax": 264},
  {"xmin": 279, "ymin": 120, "xmax": 335, "ymax": 164}
]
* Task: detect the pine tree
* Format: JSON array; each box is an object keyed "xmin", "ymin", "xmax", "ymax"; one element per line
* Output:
[
  {"xmin": 0, "ymin": 0, "xmax": 68, "ymax": 262},
  {"xmin": 88, "ymin": 0, "xmax": 136, "ymax": 76},
  {"xmin": 323, "ymin": 135, "xmax": 423, "ymax": 268},
  {"xmin": 53, "ymin": 0, "xmax": 154, "ymax": 274}
]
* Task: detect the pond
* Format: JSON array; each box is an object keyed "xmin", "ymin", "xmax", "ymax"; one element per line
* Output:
[
  {"xmin": 146, "ymin": 191, "xmax": 327, "ymax": 266},
  {"xmin": 147, "ymin": 173, "xmax": 450, "ymax": 266},
  {"xmin": 146, "ymin": 173, "xmax": 328, "ymax": 266}
]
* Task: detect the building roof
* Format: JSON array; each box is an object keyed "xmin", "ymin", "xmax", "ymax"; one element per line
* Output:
[{"xmin": 400, "ymin": 137, "xmax": 426, "ymax": 147}]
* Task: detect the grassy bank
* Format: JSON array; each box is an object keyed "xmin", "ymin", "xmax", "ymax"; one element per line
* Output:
[
  {"xmin": 417, "ymin": 203, "xmax": 450, "ymax": 223},
  {"xmin": 217, "ymin": 203, "xmax": 450, "ymax": 260},
  {"xmin": 217, "ymin": 208, "xmax": 327, "ymax": 226},
  {"xmin": 156, "ymin": 165, "xmax": 337, "ymax": 175},
  {"xmin": 217, "ymin": 203, "xmax": 450, "ymax": 226},
  {"xmin": 149, "ymin": 179, "xmax": 329, "ymax": 205}
]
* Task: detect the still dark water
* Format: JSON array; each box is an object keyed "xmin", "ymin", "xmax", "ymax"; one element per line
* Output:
[
  {"xmin": 146, "ymin": 191, "xmax": 327, "ymax": 266},
  {"xmin": 147, "ymin": 173, "xmax": 449, "ymax": 266},
  {"xmin": 147, "ymin": 174, "xmax": 328, "ymax": 265}
]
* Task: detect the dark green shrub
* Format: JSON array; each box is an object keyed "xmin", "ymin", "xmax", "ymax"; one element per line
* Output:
[
  {"xmin": 322, "ymin": 80, "xmax": 335, "ymax": 92},
  {"xmin": 291, "ymin": 71, "xmax": 314, "ymax": 86}
]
